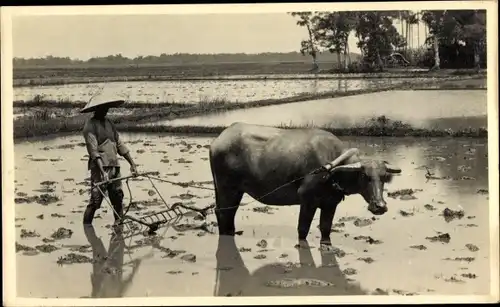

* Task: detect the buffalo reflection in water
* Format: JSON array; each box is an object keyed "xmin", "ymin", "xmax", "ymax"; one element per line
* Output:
[{"xmin": 214, "ymin": 235, "xmax": 369, "ymax": 297}]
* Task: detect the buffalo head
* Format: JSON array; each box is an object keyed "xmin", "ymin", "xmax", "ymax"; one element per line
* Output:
[{"xmin": 323, "ymin": 148, "xmax": 402, "ymax": 215}]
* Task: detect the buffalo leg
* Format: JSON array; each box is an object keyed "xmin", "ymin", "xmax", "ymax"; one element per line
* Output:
[
  {"xmin": 297, "ymin": 203, "xmax": 317, "ymax": 241},
  {"xmin": 214, "ymin": 183, "xmax": 243, "ymax": 236},
  {"xmin": 318, "ymin": 202, "xmax": 339, "ymax": 246},
  {"xmin": 297, "ymin": 174, "xmax": 323, "ymax": 241}
]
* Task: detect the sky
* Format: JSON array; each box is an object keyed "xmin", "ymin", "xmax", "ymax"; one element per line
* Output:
[{"xmin": 12, "ymin": 13, "xmax": 428, "ymax": 60}]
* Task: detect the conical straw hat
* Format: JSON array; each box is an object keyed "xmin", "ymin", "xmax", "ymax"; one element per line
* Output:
[{"xmin": 80, "ymin": 89, "xmax": 126, "ymax": 113}]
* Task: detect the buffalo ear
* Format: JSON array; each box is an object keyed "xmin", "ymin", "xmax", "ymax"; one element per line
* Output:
[{"xmin": 382, "ymin": 174, "xmax": 394, "ymax": 183}]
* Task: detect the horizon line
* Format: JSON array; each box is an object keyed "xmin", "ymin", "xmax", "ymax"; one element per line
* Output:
[{"xmin": 13, "ymin": 51, "xmax": 363, "ymax": 61}]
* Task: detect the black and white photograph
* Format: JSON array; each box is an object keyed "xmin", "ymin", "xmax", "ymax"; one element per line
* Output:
[{"xmin": 1, "ymin": 2, "xmax": 498, "ymax": 305}]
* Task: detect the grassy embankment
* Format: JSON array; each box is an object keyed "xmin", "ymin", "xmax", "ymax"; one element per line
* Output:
[
  {"xmin": 13, "ymin": 77, "xmax": 487, "ymax": 141},
  {"xmin": 13, "ymin": 62, "xmax": 487, "ymax": 87}
]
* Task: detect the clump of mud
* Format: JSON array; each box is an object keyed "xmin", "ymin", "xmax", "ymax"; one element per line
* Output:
[
  {"xmin": 37, "ymin": 193, "xmax": 60, "ymax": 205},
  {"xmin": 410, "ymin": 245, "xmax": 427, "ymax": 250},
  {"xmin": 343, "ymin": 268, "xmax": 357, "ymax": 275},
  {"xmin": 252, "ymin": 206, "xmax": 275, "ymax": 214},
  {"xmin": 353, "ymin": 235, "xmax": 383, "ymax": 245},
  {"xmin": 254, "ymin": 254, "xmax": 267, "ymax": 259},
  {"xmin": 465, "ymin": 244, "xmax": 479, "ymax": 252},
  {"xmin": 424, "ymin": 204, "xmax": 436, "ymax": 211},
  {"xmin": 160, "ymin": 248, "xmax": 186, "ymax": 258},
  {"xmin": 20, "ymin": 229, "xmax": 40, "ymax": 238},
  {"xmin": 57, "ymin": 144, "xmax": 76, "ymax": 150},
  {"xmin": 64, "ymin": 244, "xmax": 92, "ymax": 253},
  {"xmin": 443, "ymin": 257, "xmax": 475, "ymax": 262},
  {"xmin": 387, "ymin": 188, "xmax": 422, "ymax": 200},
  {"xmin": 399, "ymin": 210, "xmax": 414, "ymax": 217},
  {"xmin": 176, "ymin": 158, "xmax": 193, "ymax": 164},
  {"xmin": 180, "ymin": 254, "xmax": 196, "ymax": 263},
  {"xmin": 318, "ymin": 245, "xmax": 346, "ymax": 258},
  {"xmin": 50, "ymin": 227, "xmax": 73, "ymax": 240},
  {"xmin": 332, "ymin": 222, "xmax": 345, "ymax": 229},
  {"xmin": 327, "ymin": 222, "xmax": 345, "ymax": 233},
  {"xmin": 167, "ymin": 270, "xmax": 183, "ymax": 275},
  {"xmin": 16, "ymin": 242, "xmax": 36, "ymax": 253},
  {"xmin": 36, "ymin": 244, "xmax": 59, "ymax": 253},
  {"xmin": 171, "ymin": 193, "xmax": 199, "ymax": 200},
  {"xmin": 357, "ymin": 257, "xmax": 375, "ymax": 263},
  {"xmin": 457, "ymin": 165, "xmax": 472, "ymax": 172},
  {"xmin": 15, "ymin": 193, "xmax": 60, "ymax": 205},
  {"xmin": 440, "ymin": 208, "xmax": 465, "ymax": 222},
  {"xmin": 339, "ymin": 216, "xmax": 357, "ymax": 222},
  {"xmin": 426, "ymin": 233, "xmax": 451, "ymax": 244},
  {"xmin": 353, "ymin": 218, "xmax": 373, "ymax": 227},
  {"xmin": 265, "ymin": 278, "xmax": 335, "ymax": 288},
  {"xmin": 257, "ymin": 239, "xmax": 268, "ymax": 248},
  {"xmin": 461, "ymin": 273, "xmax": 477, "ymax": 279},
  {"xmin": 392, "ymin": 289, "xmax": 418, "ymax": 296},
  {"xmin": 476, "ymin": 189, "xmax": 488, "ymax": 195},
  {"xmin": 445, "ymin": 276, "xmax": 465, "ymax": 284},
  {"xmin": 57, "ymin": 253, "xmax": 93, "ymax": 265},
  {"xmin": 239, "ymin": 247, "xmax": 252, "ymax": 252},
  {"xmin": 372, "ymin": 288, "xmax": 389, "ymax": 295}
]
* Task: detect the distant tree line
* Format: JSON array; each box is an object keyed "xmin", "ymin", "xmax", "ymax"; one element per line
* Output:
[
  {"xmin": 13, "ymin": 51, "xmax": 360, "ymax": 68},
  {"xmin": 289, "ymin": 10, "xmax": 487, "ymax": 71}
]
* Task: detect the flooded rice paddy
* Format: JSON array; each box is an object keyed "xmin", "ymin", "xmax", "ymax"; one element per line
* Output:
[
  {"xmin": 14, "ymin": 132, "xmax": 490, "ymax": 297},
  {"xmin": 14, "ymin": 78, "xmax": 407, "ymax": 103},
  {"xmin": 148, "ymin": 90, "xmax": 488, "ymax": 131}
]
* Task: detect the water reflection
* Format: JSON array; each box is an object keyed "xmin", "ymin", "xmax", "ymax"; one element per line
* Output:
[
  {"xmin": 214, "ymin": 236, "xmax": 367, "ymax": 296},
  {"xmin": 14, "ymin": 78, "xmax": 401, "ymax": 104},
  {"xmin": 151, "ymin": 90, "xmax": 487, "ymax": 129},
  {"xmin": 83, "ymin": 225, "xmax": 141, "ymax": 298}
]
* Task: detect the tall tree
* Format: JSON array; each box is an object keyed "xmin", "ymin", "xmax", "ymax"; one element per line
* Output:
[
  {"xmin": 313, "ymin": 11, "xmax": 358, "ymax": 71},
  {"xmin": 354, "ymin": 11, "xmax": 403, "ymax": 71},
  {"xmin": 448, "ymin": 10, "xmax": 486, "ymax": 69},
  {"xmin": 289, "ymin": 12, "xmax": 321, "ymax": 71},
  {"xmin": 421, "ymin": 10, "xmax": 449, "ymax": 70}
]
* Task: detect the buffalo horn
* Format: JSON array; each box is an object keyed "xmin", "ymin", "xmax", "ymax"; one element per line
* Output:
[
  {"xmin": 385, "ymin": 164, "xmax": 402, "ymax": 174},
  {"xmin": 330, "ymin": 162, "xmax": 363, "ymax": 173},
  {"xmin": 323, "ymin": 148, "xmax": 359, "ymax": 171}
]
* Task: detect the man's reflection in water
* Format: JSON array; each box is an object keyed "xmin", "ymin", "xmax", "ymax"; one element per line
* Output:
[
  {"xmin": 214, "ymin": 236, "xmax": 368, "ymax": 296},
  {"xmin": 83, "ymin": 225, "xmax": 141, "ymax": 298}
]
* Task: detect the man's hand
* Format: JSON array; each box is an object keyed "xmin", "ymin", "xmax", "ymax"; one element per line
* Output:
[
  {"xmin": 101, "ymin": 171, "xmax": 109, "ymax": 183},
  {"xmin": 130, "ymin": 163, "xmax": 138, "ymax": 176}
]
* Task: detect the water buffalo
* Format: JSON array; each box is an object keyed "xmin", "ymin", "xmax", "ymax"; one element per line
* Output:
[{"xmin": 209, "ymin": 122, "xmax": 402, "ymax": 245}]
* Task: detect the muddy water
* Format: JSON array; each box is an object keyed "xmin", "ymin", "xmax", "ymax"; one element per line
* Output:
[
  {"xmin": 150, "ymin": 90, "xmax": 487, "ymax": 130},
  {"xmin": 14, "ymin": 78, "xmax": 405, "ymax": 103},
  {"xmin": 13, "ymin": 133, "xmax": 489, "ymax": 297}
]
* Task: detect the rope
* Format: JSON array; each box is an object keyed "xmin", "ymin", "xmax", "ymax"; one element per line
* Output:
[
  {"xmin": 145, "ymin": 170, "xmax": 317, "ymax": 215},
  {"xmin": 93, "ymin": 165, "xmax": 327, "ymax": 228},
  {"xmin": 145, "ymin": 175, "xmax": 215, "ymax": 191}
]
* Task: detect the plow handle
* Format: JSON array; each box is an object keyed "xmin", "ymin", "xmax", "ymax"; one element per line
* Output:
[{"xmin": 93, "ymin": 171, "xmax": 158, "ymax": 187}]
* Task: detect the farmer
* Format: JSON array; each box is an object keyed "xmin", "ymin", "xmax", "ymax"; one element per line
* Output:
[{"xmin": 81, "ymin": 95, "xmax": 138, "ymax": 225}]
